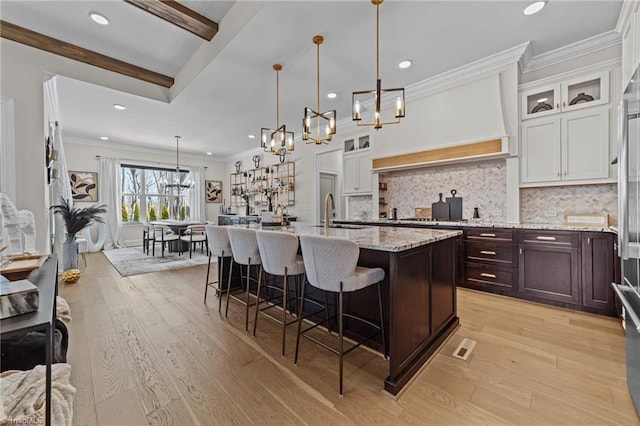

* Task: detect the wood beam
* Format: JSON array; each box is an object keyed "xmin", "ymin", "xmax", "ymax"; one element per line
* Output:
[
  {"xmin": 0, "ymin": 20, "xmax": 174, "ymax": 88},
  {"xmin": 124, "ymin": 0, "xmax": 219, "ymax": 41}
]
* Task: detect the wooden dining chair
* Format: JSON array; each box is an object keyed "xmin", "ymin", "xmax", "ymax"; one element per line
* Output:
[
  {"xmin": 152, "ymin": 225, "xmax": 181, "ymax": 257},
  {"xmin": 180, "ymin": 224, "xmax": 207, "ymax": 258}
]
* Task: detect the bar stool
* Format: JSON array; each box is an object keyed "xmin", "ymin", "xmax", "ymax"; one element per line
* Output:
[
  {"xmin": 295, "ymin": 235, "xmax": 387, "ymax": 396},
  {"xmin": 253, "ymin": 230, "xmax": 306, "ymax": 356},
  {"xmin": 227, "ymin": 227, "xmax": 262, "ymax": 331},
  {"xmin": 204, "ymin": 225, "xmax": 232, "ymax": 311}
]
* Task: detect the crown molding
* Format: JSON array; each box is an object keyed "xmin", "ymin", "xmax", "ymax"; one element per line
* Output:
[
  {"xmin": 523, "ymin": 30, "xmax": 621, "ymax": 73},
  {"xmin": 616, "ymin": 0, "xmax": 639, "ymax": 33},
  {"xmin": 406, "ymin": 42, "xmax": 530, "ymax": 99},
  {"xmin": 518, "ymin": 57, "xmax": 621, "ymax": 90}
]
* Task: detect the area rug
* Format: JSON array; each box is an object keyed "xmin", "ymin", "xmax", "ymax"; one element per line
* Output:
[{"xmin": 102, "ymin": 247, "xmax": 212, "ymax": 277}]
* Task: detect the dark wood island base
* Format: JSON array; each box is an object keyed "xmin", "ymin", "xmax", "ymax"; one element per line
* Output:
[{"xmin": 357, "ymin": 236, "xmax": 460, "ymax": 395}]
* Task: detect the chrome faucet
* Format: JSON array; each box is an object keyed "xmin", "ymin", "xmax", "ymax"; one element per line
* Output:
[{"xmin": 324, "ymin": 192, "xmax": 335, "ymax": 231}]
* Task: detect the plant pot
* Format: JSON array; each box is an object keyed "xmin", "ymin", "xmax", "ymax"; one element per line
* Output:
[{"xmin": 62, "ymin": 239, "xmax": 79, "ymax": 271}]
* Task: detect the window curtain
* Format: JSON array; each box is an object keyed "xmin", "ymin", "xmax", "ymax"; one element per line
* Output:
[
  {"xmin": 99, "ymin": 157, "xmax": 124, "ymax": 249},
  {"xmin": 44, "ymin": 76, "xmax": 73, "ymax": 268},
  {"xmin": 188, "ymin": 166, "xmax": 206, "ymax": 222}
]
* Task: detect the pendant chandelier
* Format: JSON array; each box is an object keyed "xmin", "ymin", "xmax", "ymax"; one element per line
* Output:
[
  {"xmin": 302, "ymin": 35, "xmax": 336, "ymax": 144},
  {"xmin": 162, "ymin": 135, "xmax": 193, "ymax": 192},
  {"xmin": 261, "ymin": 64, "xmax": 294, "ymax": 154},
  {"xmin": 352, "ymin": 0, "xmax": 405, "ymax": 130}
]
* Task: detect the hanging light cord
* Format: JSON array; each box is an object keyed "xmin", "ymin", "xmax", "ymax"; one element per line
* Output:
[
  {"xmin": 175, "ymin": 136, "xmax": 180, "ymax": 174},
  {"xmin": 275, "ymin": 65, "xmax": 280, "ymax": 128},
  {"xmin": 316, "ymin": 38, "xmax": 321, "ymax": 139},
  {"xmin": 376, "ymin": 0, "xmax": 380, "ymax": 81}
]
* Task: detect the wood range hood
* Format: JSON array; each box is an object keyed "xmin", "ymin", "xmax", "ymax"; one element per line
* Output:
[{"xmin": 372, "ymin": 137, "xmax": 509, "ymax": 172}]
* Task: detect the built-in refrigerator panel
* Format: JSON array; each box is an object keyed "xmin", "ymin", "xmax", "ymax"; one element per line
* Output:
[{"xmin": 614, "ymin": 65, "xmax": 640, "ymax": 418}]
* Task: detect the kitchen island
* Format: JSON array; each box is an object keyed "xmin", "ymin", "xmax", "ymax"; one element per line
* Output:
[{"xmin": 233, "ymin": 223, "xmax": 462, "ymax": 395}]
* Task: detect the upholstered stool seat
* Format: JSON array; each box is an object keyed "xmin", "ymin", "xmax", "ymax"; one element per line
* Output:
[
  {"xmin": 227, "ymin": 227, "xmax": 262, "ymax": 331},
  {"xmin": 253, "ymin": 230, "xmax": 306, "ymax": 356},
  {"xmin": 295, "ymin": 234, "xmax": 387, "ymax": 395}
]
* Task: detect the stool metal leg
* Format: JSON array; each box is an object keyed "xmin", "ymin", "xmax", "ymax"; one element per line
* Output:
[
  {"xmin": 252, "ymin": 266, "xmax": 264, "ymax": 337},
  {"xmin": 244, "ymin": 260, "xmax": 252, "ymax": 331},
  {"xmin": 218, "ymin": 251, "xmax": 226, "ymax": 313},
  {"xmin": 225, "ymin": 258, "xmax": 235, "ymax": 317},
  {"xmin": 282, "ymin": 267, "xmax": 288, "ymax": 356},
  {"xmin": 294, "ymin": 277, "xmax": 307, "ymax": 365},
  {"xmin": 338, "ymin": 282, "xmax": 344, "ymax": 396},
  {"xmin": 204, "ymin": 250, "xmax": 212, "ymax": 303}
]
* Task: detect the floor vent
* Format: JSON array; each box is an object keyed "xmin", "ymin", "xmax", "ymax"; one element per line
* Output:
[{"xmin": 452, "ymin": 338, "xmax": 476, "ymax": 361}]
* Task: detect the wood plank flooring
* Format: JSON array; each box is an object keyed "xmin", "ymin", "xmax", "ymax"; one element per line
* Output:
[{"xmin": 59, "ymin": 252, "xmax": 640, "ymax": 425}]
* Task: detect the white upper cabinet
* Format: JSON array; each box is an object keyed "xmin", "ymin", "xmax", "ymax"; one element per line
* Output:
[
  {"xmin": 343, "ymin": 132, "xmax": 373, "ymax": 195},
  {"xmin": 521, "ymin": 107, "xmax": 610, "ymax": 186},
  {"xmin": 521, "ymin": 71, "xmax": 609, "ymax": 120}
]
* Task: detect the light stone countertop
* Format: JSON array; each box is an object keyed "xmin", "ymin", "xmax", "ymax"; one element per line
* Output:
[
  {"xmin": 338, "ymin": 219, "xmax": 616, "ymax": 233},
  {"xmin": 227, "ymin": 222, "xmax": 462, "ymax": 252}
]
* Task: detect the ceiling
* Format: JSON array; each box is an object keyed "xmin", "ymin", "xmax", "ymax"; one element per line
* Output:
[{"xmin": 0, "ymin": 1, "xmax": 623, "ymax": 159}]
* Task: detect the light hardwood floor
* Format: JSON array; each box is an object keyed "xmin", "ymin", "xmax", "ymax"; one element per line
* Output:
[{"xmin": 59, "ymin": 252, "xmax": 640, "ymax": 425}]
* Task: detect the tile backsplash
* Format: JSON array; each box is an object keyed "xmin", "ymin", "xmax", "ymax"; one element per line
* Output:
[
  {"xmin": 380, "ymin": 159, "xmax": 507, "ymax": 221},
  {"xmin": 520, "ymin": 184, "xmax": 617, "ymax": 225},
  {"xmin": 345, "ymin": 159, "xmax": 617, "ymax": 224}
]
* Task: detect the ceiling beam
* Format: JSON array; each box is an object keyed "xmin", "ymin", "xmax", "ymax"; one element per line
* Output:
[
  {"xmin": 124, "ymin": 0, "xmax": 219, "ymax": 41},
  {"xmin": 0, "ymin": 20, "xmax": 174, "ymax": 88}
]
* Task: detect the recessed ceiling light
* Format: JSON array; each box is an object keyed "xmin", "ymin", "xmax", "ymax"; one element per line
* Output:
[
  {"xmin": 523, "ymin": 1, "xmax": 547, "ymax": 16},
  {"xmin": 113, "ymin": 103, "xmax": 126, "ymax": 110},
  {"xmin": 100, "ymin": 136, "xmax": 109, "ymax": 141},
  {"xmin": 89, "ymin": 11, "xmax": 109, "ymax": 25},
  {"xmin": 206, "ymin": 152, "xmax": 212, "ymax": 156},
  {"xmin": 248, "ymin": 134, "xmax": 256, "ymax": 139},
  {"xmin": 398, "ymin": 60, "xmax": 412, "ymax": 69},
  {"xmin": 327, "ymin": 92, "xmax": 337, "ymax": 99}
]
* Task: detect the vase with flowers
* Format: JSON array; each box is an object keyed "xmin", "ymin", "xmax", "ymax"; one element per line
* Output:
[{"xmin": 51, "ymin": 197, "xmax": 107, "ymax": 273}]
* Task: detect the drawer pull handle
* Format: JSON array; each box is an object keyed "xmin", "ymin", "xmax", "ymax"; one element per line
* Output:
[
  {"xmin": 480, "ymin": 273, "xmax": 497, "ymax": 279},
  {"xmin": 536, "ymin": 236, "xmax": 557, "ymax": 241},
  {"xmin": 479, "ymin": 233, "xmax": 496, "ymax": 237},
  {"xmin": 480, "ymin": 250, "xmax": 497, "ymax": 255}
]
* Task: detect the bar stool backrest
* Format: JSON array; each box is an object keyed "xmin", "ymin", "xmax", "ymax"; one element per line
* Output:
[
  {"xmin": 299, "ymin": 235, "xmax": 359, "ymax": 292},
  {"xmin": 227, "ymin": 227, "xmax": 261, "ymax": 265},
  {"xmin": 205, "ymin": 225, "xmax": 231, "ymax": 258},
  {"xmin": 256, "ymin": 230, "xmax": 300, "ymax": 276}
]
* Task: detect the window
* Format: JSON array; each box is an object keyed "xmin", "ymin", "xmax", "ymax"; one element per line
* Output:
[{"xmin": 120, "ymin": 165, "xmax": 191, "ymax": 223}]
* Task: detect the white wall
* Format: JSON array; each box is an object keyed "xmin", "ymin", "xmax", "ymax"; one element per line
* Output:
[
  {"xmin": 0, "ymin": 38, "xmax": 171, "ymax": 252},
  {"xmin": 64, "ymin": 139, "xmax": 226, "ymax": 246}
]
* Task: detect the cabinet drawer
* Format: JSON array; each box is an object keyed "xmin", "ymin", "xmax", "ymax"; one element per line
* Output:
[
  {"xmin": 465, "ymin": 228, "xmax": 515, "ymax": 242},
  {"xmin": 466, "ymin": 241, "xmax": 516, "ymax": 265},
  {"xmin": 465, "ymin": 263, "xmax": 516, "ymax": 292},
  {"xmin": 519, "ymin": 230, "xmax": 578, "ymax": 247}
]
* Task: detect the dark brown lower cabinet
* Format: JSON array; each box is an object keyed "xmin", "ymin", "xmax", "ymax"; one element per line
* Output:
[
  {"xmin": 582, "ymin": 232, "xmax": 616, "ymax": 316},
  {"xmin": 518, "ymin": 243, "xmax": 580, "ymax": 306}
]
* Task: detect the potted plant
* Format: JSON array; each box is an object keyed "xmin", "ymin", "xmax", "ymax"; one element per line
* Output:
[{"xmin": 51, "ymin": 197, "xmax": 106, "ymax": 271}]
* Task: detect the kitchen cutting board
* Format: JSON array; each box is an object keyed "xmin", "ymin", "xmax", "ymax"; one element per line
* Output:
[
  {"xmin": 446, "ymin": 190, "xmax": 463, "ymax": 220},
  {"xmin": 432, "ymin": 193, "xmax": 450, "ymax": 220},
  {"xmin": 415, "ymin": 207, "xmax": 432, "ymax": 218}
]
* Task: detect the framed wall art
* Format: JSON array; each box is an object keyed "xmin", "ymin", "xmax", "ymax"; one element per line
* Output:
[
  {"xmin": 69, "ymin": 171, "xmax": 98, "ymax": 202},
  {"xmin": 205, "ymin": 180, "xmax": 222, "ymax": 203}
]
